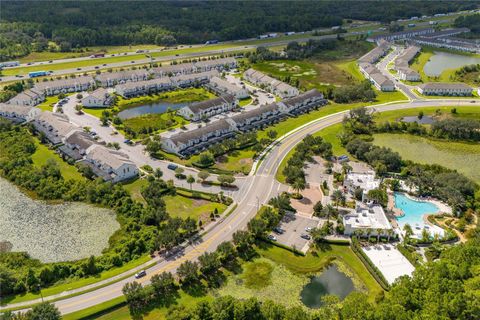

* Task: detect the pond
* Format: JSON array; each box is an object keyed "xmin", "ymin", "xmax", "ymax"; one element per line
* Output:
[
  {"xmin": 300, "ymin": 265, "xmax": 355, "ymax": 308},
  {"xmin": 0, "ymin": 177, "xmax": 120, "ymax": 263},
  {"xmin": 423, "ymin": 51, "xmax": 480, "ymax": 77},
  {"xmin": 117, "ymin": 101, "xmax": 187, "ymax": 120}
]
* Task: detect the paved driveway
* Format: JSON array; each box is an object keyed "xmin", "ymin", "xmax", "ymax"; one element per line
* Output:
[{"xmin": 271, "ymin": 212, "xmax": 321, "ymax": 253}]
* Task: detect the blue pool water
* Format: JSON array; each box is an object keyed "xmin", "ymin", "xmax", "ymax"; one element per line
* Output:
[{"xmin": 395, "ymin": 192, "xmax": 439, "ymax": 229}]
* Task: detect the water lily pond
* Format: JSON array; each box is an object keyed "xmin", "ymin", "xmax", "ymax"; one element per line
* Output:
[
  {"xmin": 300, "ymin": 264, "xmax": 355, "ymax": 308},
  {"xmin": 0, "ymin": 177, "xmax": 119, "ymax": 263}
]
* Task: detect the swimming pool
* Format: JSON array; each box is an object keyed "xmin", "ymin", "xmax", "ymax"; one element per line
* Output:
[{"xmin": 394, "ymin": 192, "xmax": 440, "ymax": 233}]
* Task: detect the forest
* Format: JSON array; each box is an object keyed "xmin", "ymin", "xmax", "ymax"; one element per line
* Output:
[{"xmin": 0, "ymin": 1, "xmax": 476, "ymax": 61}]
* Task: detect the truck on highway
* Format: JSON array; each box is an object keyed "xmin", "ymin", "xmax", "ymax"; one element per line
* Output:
[
  {"xmin": 90, "ymin": 53, "xmax": 105, "ymax": 58},
  {"xmin": 205, "ymin": 39, "xmax": 219, "ymax": 45},
  {"xmin": 28, "ymin": 71, "xmax": 49, "ymax": 78},
  {"xmin": 0, "ymin": 61, "xmax": 20, "ymax": 68}
]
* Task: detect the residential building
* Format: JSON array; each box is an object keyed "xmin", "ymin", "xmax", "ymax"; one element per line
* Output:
[
  {"xmin": 193, "ymin": 57, "xmax": 237, "ymax": 72},
  {"xmin": 243, "ymin": 69, "xmax": 299, "ymax": 98},
  {"xmin": 32, "ymin": 111, "xmax": 79, "ymax": 145},
  {"xmin": 7, "ymin": 88, "xmax": 45, "ymax": 106},
  {"xmin": 394, "ymin": 46, "xmax": 421, "ymax": 81},
  {"xmin": 151, "ymin": 63, "xmax": 197, "ymax": 78},
  {"xmin": 81, "ymin": 88, "xmax": 114, "ymax": 108},
  {"xmin": 115, "ymin": 77, "xmax": 173, "ymax": 98},
  {"xmin": 171, "ymin": 70, "xmax": 219, "ymax": 88},
  {"xmin": 177, "ymin": 95, "xmax": 238, "ymax": 121},
  {"xmin": 368, "ymin": 28, "xmax": 434, "ymax": 42},
  {"xmin": 417, "ymin": 83, "xmax": 473, "ymax": 96},
  {"xmin": 226, "ymin": 103, "xmax": 284, "ymax": 132},
  {"xmin": 162, "ymin": 119, "xmax": 236, "ymax": 156},
  {"xmin": 59, "ymin": 130, "xmax": 97, "ymax": 160},
  {"xmin": 0, "ymin": 103, "xmax": 40, "ymax": 123},
  {"xmin": 419, "ymin": 27, "xmax": 470, "ymax": 39},
  {"xmin": 412, "ymin": 36, "xmax": 480, "ymax": 54},
  {"xmin": 84, "ymin": 145, "xmax": 139, "ymax": 182},
  {"xmin": 208, "ymin": 76, "xmax": 249, "ymax": 99},
  {"xmin": 344, "ymin": 171, "xmax": 381, "ymax": 198},
  {"xmin": 358, "ymin": 40, "xmax": 390, "ymax": 64},
  {"xmin": 95, "ymin": 70, "xmax": 150, "ymax": 87},
  {"xmin": 343, "ymin": 202, "xmax": 393, "ymax": 236},
  {"xmin": 280, "ymin": 89, "xmax": 328, "ymax": 115},
  {"xmin": 369, "ymin": 71, "xmax": 395, "ymax": 91},
  {"xmin": 35, "ymin": 76, "xmax": 96, "ymax": 96}
]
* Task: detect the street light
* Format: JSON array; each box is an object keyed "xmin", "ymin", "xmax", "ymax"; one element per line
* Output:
[{"xmin": 37, "ymin": 284, "xmax": 44, "ymax": 302}]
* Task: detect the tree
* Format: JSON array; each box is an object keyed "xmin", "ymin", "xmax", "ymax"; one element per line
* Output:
[
  {"xmin": 25, "ymin": 269, "xmax": 39, "ymax": 292},
  {"xmin": 267, "ymin": 129, "xmax": 277, "ymax": 140},
  {"xmin": 177, "ymin": 260, "xmax": 199, "ymax": 285},
  {"xmin": 232, "ymin": 230, "xmax": 254, "ymax": 258},
  {"xmin": 151, "ymin": 272, "xmax": 177, "ymax": 301},
  {"xmin": 331, "ymin": 189, "xmax": 346, "ymax": 208},
  {"xmin": 313, "ymin": 201, "xmax": 323, "ymax": 217},
  {"xmin": 154, "ymin": 168, "xmax": 163, "ymax": 179},
  {"xmin": 198, "ymin": 252, "xmax": 221, "ymax": 276},
  {"xmin": 367, "ymin": 188, "xmax": 388, "ymax": 207},
  {"xmin": 218, "ymin": 174, "xmax": 235, "ymax": 186},
  {"xmin": 292, "ymin": 178, "xmax": 306, "ymax": 197},
  {"xmin": 247, "ymin": 218, "xmax": 267, "ymax": 238},
  {"xmin": 216, "ymin": 241, "xmax": 236, "ymax": 265},
  {"xmin": 198, "ymin": 171, "xmax": 210, "ymax": 182},
  {"xmin": 27, "ymin": 302, "xmax": 61, "ymax": 320},
  {"xmin": 75, "ymin": 104, "xmax": 83, "ymax": 114},
  {"xmin": 76, "ymin": 93, "xmax": 83, "ymax": 99},
  {"xmin": 122, "ymin": 282, "xmax": 148, "ymax": 315},
  {"xmin": 403, "ymin": 224, "xmax": 413, "ymax": 244},
  {"xmin": 186, "ymin": 175, "xmax": 195, "ymax": 190}
]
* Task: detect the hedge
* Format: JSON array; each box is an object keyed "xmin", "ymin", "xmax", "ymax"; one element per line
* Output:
[
  {"xmin": 397, "ymin": 244, "xmax": 421, "ymax": 267},
  {"xmin": 260, "ymin": 238, "xmax": 306, "ymax": 256}
]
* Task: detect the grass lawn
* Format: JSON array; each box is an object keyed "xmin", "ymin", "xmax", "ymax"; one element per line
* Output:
[
  {"xmin": 82, "ymin": 107, "xmax": 108, "ymax": 118},
  {"xmin": 373, "ymin": 133, "xmax": 480, "ymax": 184},
  {"xmin": 164, "ymin": 194, "xmax": 227, "ymax": 223},
  {"xmin": 122, "ymin": 178, "xmax": 148, "ymax": 203},
  {"xmin": 4, "ymin": 255, "xmax": 151, "ymax": 305},
  {"xmin": 239, "ymin": 97, "xmax": 253, "ymax": 107},
  {"xmin": 214, "ymin": 148, "xmax": 256, "ymax": 174},
  {"xmin": 36, "ymin": 96, "xmax": 60, "ymax": 112},
  {"xmin": 31, "ymin": 139, "xmax": 84, "ymax": 181},
  {"xmin": 121, "ymin": 113, "xmax": 187, "ymax": 135}
]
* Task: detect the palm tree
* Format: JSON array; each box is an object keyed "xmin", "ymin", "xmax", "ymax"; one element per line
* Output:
[
  {"xmin": 376, "ymin": 228, "xmax": 383, "ymax": 243},
  {"xmin": 331, "ymin": 189, "xmax": 345, "ymax": 209},
  {"xmin": 322, "ymin": 204, "xmax": 335, "ymax": 224},
  {"xmin": 403, "ymin": 224, "xmax": 413, "ymax": 245},
  {"xmin": 292, "ymin": 178, "xmax": 306, "ymax": 197}
]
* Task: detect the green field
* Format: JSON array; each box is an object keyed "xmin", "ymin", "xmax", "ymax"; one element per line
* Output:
[
  {"xmin": 121, "ymin": 113, "xmax": 186, "ymax": 135},
  {"xmin": 214, "ymin": 148, "xmax": 256, "ymax": 174},
  {"xmin": 31, "ymin": 139, "xmax": 84, "ymax": 181},
  {"xmin": 36, "ymin": 96, "xmax": 60, "ymax": 112},
  {"xmin": 373, "ymin": 133, "xmax": 480, "ymax": 183},
  {"xmin": 164, "ymin": 194, "xmax": 227, "ymax": 223}
]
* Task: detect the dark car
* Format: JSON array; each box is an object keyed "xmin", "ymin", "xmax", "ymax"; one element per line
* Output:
[
  {"xmin": 273, "ymin": 227, "xmax": 284, "ymax": 234},
  {"xmin": 167, "ymin": 163, "xmax": 178, "ymax": 170},
  {"xmin": 300, "ymin": 234, "xmax": 311, "ymax": 240},
  {"xmin": 134, "ymin": 270, "xmax": 146, "ymax": 279}
]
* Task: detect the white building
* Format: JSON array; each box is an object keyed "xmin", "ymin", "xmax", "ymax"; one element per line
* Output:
[
  {"xmin": 369, "ymin": 72, "xmax": 395, "ymax": 91},
  {"xmin": 95, "ymin": 70, "xmax": 150, "ymax": 87},
  {"xmin": 7, "ymin": 88, "xmax": 45, "ymax": 106},
  {"xmin": 35, "ymin": 76, "xmax": 96, "ymax": 96},
  {"xmin": 344, "ymin": 171, "xmax": 381, "ymax": 197},
  {"xmin": 177, "ymin": 95, "xmax": 237, "ymax": 121},
  {"xmin": 0, "ymin": 103, "xmax": 40, "ymax": 123},
  {"xmin": 418, "ymin": 83, "xmax": 473, "ymax": 96},
  {"xmin": 280, "ymin": 89, "xmax": 327, "ymax": 115},
  {"xmin": 32, "ymin": 111, "xmax": 79, "ymax": 145},
  {"xmin": 358, "ymin": 40, "xmax": 390, "ymax": 64},
  {"xmin": 343, "ymin": 202, "xmax": 393, "ymax": 237},
  {"xmin": 226, "ymin": 103, "xmax": 284, "ymax": 132},
  {"xmin": 85, "ymin": 145, "xmax": 139, "ymax": 182},
  {"xmin": 394, "ymin": 46, "xmax": 421, "ymax": 82},
  {"xmin": 115, "ymin": 77, "xmax": 173, "ymax": 98},
  {"xmin": 208, "ymin": 76, "xmax": 249, "ymax": 99},
  {"xmin": 81, "ymin": 88, "xmax": 114, "ymax": 108},
  {"xmin": 162, "ymin": 119, "xmax": 236, "ymax": 156},
  {"xmin": 59, "ymin": 130, "xmax": 97, "ymax": 161},
  {"xmin": 193, "ymin": 57, "xmax": 237, "ymax": 72},
  {"xmin": 243, "ymin": 68, "xmax": 299, "ymax": 98}
]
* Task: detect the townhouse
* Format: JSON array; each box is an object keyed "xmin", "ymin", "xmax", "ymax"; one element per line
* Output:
[
  {"xmin": 417, "ymin": 83, "xmax": 473, "ymax": 96},
  {"xmin": 419, "ymin": 27, "xmax": 470, "ymax": 39},
  {"xmin": 59, "ymin": 130, "xmax": 97, "ymax": 161},
  {"xmin": 358, "ymin": 63, "xmax": 395, "ymax": 91},
  {"xmin": 177, "ymin": 95, "xmax": 238, "ymax": 121},
  {"xmin": 32, "ymin": 111, "xmax": 79, "ymax": 145},
  {"xmin": 84, "ymin": 145, "xmax": 139, "ymax": 183},
  {"xmin": 0, "ymin": 103, "xmax": 41, "ymax": 123},
  {"xmin": 81, "ymin": 88, "xmax": 114, "ymax": 108},
  {"xmin": 7, "ymin": 88, "xmax": 45, "ymax": 106},
  {"xmin": 35, "ymin": 76, "xmax": 96, "ymax": 96},
  {"xmin": 171, "ymin": 70, "xmax": 219, "ymax": 88},
  {"xmin": 412, "ymin": 36, "xmax": 480, "ymax": 54},
  {"xmin": 226, "ymin": 103, "xmax": 284, "ymax": 132},
  {"xmin": 279, "ymin": 89, "xmax": 328, "ymax": 115},
  {"xmin": 150, "ymin": 63, "xmax": 197, "ymax": 78},
  {"xmin": 162, "ymin": 119, "xmax": 236, "ymax": 156},
  {"xmin": 115, "ymin": 77, "xmax": 173, "ymax": 98},
  {"xmin": 368, "ymin": 28, "xmax": 434, "ymax": 42},
  {"xmin": 243, "ymin": 69, "xmax": 299, "ymax": 98},
  {"xmin": 208, "ymin": 76, "xmax": 249, "ymax": 99},
  {"xmin": 394, "ymin": 46, "xmax": 421, "ymax": 81},
  {"xmin": 358, "ymin": 40, "xmax": 390, "ymax": 64},
  {"xmin": 96, "ymin": 70, "xmax": 150, "ymax": 87},
  {"xmin": 193, "ymin": 57, "xmax": 237, "ymax": 72}
]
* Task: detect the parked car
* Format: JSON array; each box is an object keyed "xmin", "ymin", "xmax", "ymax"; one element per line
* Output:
[
  {"xmin": 167, "ymin": 163, "xmax": 178, "ymax": 170},
  {"xmin": 305, "ymin": 227, "xmax": 313, "ymax": 232},
  {"xmin": 273, "ymin": 227, "xmax": 284, "ymax": 234},
  {"xmin": 135, "ymin": 270, "xmax": 146, "ymax": 279},
  {"xmin": 267, "ymin": 235, "xmax": 277, "ymax": 241},
  {"xmin": 300, "ymin": 234, "xmax": 311, "ymax": 240}
]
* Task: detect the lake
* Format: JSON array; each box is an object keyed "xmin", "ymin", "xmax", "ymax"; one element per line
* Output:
[
  {"xmin": 0, "ymin": 177, "xmax": 119, "ymax": 262},
  {"xmin": 117, "ymin": 101, "xmax": 187, "ymax": 120},
  {"xmin": 423, "ymin": 51, "xmax": 480, "ymax": 77},
  {"xmin": 300, "ymin": 265, "xmax": 355, "ymax": 308}
]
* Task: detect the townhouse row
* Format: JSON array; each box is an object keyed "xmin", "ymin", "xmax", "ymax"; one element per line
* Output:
[
  {"xmin": 161, "ymin": 89, "xmax": 327, "ymax": 157},
  {"xmin": 243, "ymin": 68, "xmax": 299, "ymax": 98},
  {"xmin": 417, "ymin": 82, "xmax": 473, "ymax": 96},
  {"xmin": 0, "ymin": 104, "xmax": 138, "ymax": 183},
  {"xmin": 394, "ymin": 46, "xmax": 421, "ymax": 81},
  {"xmin": 357, "ymin": 41, "xmax": 396, "ymax": 92}
]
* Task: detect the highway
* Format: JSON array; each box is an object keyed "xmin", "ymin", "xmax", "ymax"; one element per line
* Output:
[{"xmin": 2, "ymin": 98, "xmax": 479, "ymax": 315}]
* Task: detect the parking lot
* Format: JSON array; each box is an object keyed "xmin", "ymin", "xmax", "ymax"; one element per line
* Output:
[{"xmin": 270, "ymin": 212, "xmax": 321, "ymax": 253}]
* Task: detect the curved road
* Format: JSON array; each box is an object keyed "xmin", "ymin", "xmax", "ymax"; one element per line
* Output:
[{"xmin": 3, "ymin": 98, "xmax": 479, "ymax": 314}]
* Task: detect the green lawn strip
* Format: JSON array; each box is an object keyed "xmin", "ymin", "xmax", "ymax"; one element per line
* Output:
[
  {"xmin": 238, "ymin": 97, "xmax": 253, "ymax": 107},
  {"xmin": 82, "ymin": 107, "xmax": 107, "ymax": 118},
  {"xmin": 35, "ymin": 96, "xmax": 60, "ymax": 112},
  {"xmin": 164, "ymin": 194, "xmax": 227, "ymax": 222},
  {"xmin": 122, "ymin": 178, "xmax": 148, "ymax": 203},
  {"xmin": 62, "ymin": 296, "xmax": 127, "ymax": 320},
  {"xmin": 121, "ymin": 113, "xmax": 186, "ymax": 135},
  {"xmin": 2, "ymin": 256, "xmax": 152, "ymax": 306},
  {"xmin": 214, "ymin": 148, "xmax": 255, "ymax": 174},
  {"xmin": 31, "ymin": 138, "xmax": 84, "ymax": 181}
]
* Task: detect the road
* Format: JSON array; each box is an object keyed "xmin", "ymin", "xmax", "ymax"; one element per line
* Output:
[{"xmin": 3, "ymin": 98, "xmax": 479, "ymax": 314}]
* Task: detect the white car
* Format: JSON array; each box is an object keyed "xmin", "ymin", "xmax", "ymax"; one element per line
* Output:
[
  {"xmin": 135, "ymin": 270, "xmax": 146, "ymax": 279},
  {"xmin": 305, "ymin": 227, "xmax": 313, "ymax": 232},
  {"xmin": 267, "ymin": 235, "xmax": 277, "ymax": 241}
]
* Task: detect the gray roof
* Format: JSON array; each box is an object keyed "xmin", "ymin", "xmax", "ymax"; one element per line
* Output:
[
  {"xmin": 194, "ymin": 57, "xmax": 236, "ymax": 68},
  {"xmin": 35, "ymin": 111, "xmax": 78, "ymax": 136},
  {"xmin": 96, "ymin": 70, "xmax": 149, "ymax": 82},
  {"xmin": 419, "ymin": 82, "xmax": 472, "ymax": 90},
  {"xmin": 210, "ymin": 76, "xmax": 245, "ymax": 94},
  {"xmin": 370, "ymin": 73, "xmax": 394, "ymax": 87},
  {"xmin": 282, "ymin": 89, "xmax": 324, "ymax": 107},
  {"xmin": 35, "ymin": 76, "xmax": 95, "ymax": 91},
  {"xmin": 65, "ymin": 130, "xmax": 96, "ymax": 150},
  {"xmin": 88, "ymin": 88, "xmax": 110, "ymax": 100},
  {"xmin": 169, "ymin": 119, "xmax": 232, "ymax": 145},
  {"xmin": 187, "ymin": 95, "xmax": 236, "ymax": 114},
  {"xmin": 87, "ymin": 145, "xmax": 134, "ymax": 170},
  {"xmin": 0, "ymin": 103, "xmax": 34, "ymax": 116},
  {"xmin": 230, "ymin": 103, "xmax": 279, "ymax": 123}
]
